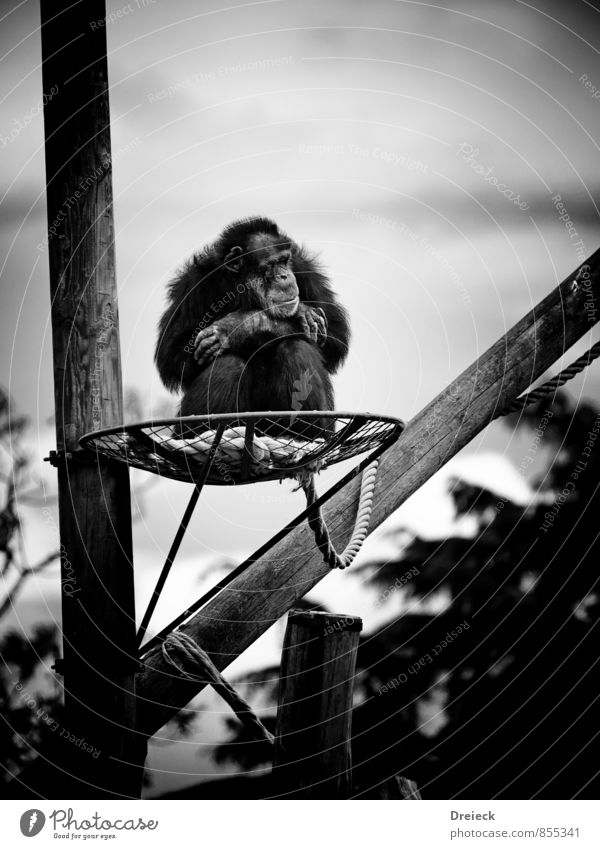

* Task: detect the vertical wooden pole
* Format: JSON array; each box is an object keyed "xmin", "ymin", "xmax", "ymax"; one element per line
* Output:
[
  {"xmin": 274, "ymin": 610, "xmax": 362, "ymax": 798},
  {"xmin": 40, "ymin": 1, "xmax": 142, "ymax": 797}
]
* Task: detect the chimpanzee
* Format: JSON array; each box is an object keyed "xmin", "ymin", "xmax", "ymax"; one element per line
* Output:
[{"xmin": 155, "ymin": 217, "xmax": 350, "ymax": 435}]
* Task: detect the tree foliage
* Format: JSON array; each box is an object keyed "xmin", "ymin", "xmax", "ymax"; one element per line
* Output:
[{"xmin": 214, "ymin": 395, "xmax": 600, "ymax": 799}]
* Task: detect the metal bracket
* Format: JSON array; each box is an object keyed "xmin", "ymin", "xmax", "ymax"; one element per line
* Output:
[{"xmin": 44, "ymin": 448, "xmax": 96, "ymax": 468}]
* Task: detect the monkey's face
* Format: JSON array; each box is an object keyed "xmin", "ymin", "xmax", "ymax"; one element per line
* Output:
[{"xmin": 224, "ymin": 232, "xmax": 300, "ymax": 318}]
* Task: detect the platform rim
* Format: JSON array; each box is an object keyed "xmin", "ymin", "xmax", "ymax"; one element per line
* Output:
[{"xmin": 79, "ymin": 410, "xmax": 405, "ymax": 444}]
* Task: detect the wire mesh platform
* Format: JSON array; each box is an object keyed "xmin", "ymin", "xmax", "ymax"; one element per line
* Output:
[{"xmin": 79, "ymin": 411, "xmax": 405, "ymax": 485}]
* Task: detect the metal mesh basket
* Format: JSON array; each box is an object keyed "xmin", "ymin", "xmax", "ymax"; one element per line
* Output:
[{"xmin": 79, "ymin": 411, "xmax": 404, "ymax": 485}]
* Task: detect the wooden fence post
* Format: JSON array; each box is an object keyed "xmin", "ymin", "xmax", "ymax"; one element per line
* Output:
[
  {"xmin": 273, "ymin": 610, "xmax": 362, "ymax": 798},
  {"xmin": 40, "ymin": 0, "xmax": 142, "ymax": 797}
]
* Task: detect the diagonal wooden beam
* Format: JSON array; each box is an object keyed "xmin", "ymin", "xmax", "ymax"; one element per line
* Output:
[{"xmin": 136, "ymin": 251, "xmax": 600, "ymax": 736}]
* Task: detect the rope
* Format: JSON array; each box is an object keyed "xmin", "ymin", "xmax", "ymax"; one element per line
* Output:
[
  {"xmin": 301, "ymin": 459, "xmax": 379, "ymax": 569},
  {"xmin": 498, "ymin": 341, "xmax": 600, "ymax": 416},
  {"xmin": 301, "ymin": 340, "xmax": 600, "ymax": 570},
  {"xmin": 160, "ymin": 631, "xmax": 274, "ymax": 745}
]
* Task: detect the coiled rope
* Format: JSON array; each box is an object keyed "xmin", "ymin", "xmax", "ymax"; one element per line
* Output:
[
  {"xmin": 302, "ymin": 340, "xmax": 600, "ymax": 570},
  {"xmin": 498, "ymin": 340, "xmax": 600, "ymax": 416},
  {"xmin": 160, "ymin": 631, "xmax": 274, "ymax": 745},
  {"xmin": 301, "ymin": 459, "xmax": 379, "ymax": 570}
]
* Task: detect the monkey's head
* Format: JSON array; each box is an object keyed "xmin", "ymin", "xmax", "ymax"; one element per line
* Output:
[{"xmin": 219, "ymin": 217, "xmax": 300, "ymax": 318}]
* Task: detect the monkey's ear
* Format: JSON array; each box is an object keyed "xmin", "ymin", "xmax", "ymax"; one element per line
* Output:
[{"xmin": 224, "ymin": 245, "xmax": 244, "ymax": 272}]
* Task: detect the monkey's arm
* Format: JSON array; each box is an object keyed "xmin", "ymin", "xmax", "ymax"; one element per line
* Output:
[
  {"xmin": 292, "ymin": 249, "xmax": 350, "ymax": 373},
  {"xmin": 155, "ymin": 300, "xmax": 202, "ymax": 392},
  {"xmin": 193, "ymin": 307, "xmax": 326, "ymax": 366}
]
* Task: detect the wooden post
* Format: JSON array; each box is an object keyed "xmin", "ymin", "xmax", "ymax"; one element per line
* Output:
[
  {"xmin": 40, "ymin": 1, "xmax": 142, "ymax": 797},
  {"xmin": 136, "ymin": 250, "xmax": 600, "ymax": 735},
  {"xmin": 273, "ymin": 610, "xmax": 362, "ymax": 798}
]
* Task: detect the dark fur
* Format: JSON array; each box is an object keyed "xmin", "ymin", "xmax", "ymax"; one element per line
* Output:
[{"xmin": 155, "ymin": 217, "xmax": 350, "ymax": 435}]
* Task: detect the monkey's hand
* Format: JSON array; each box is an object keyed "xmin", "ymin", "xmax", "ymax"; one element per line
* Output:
[
  {"xmin": 193, "ymin": 311, "xmax": 263, "ymax": 365},
  {"xmin": 297, "ymin": 304, "xmax": 327, "ymax": 347},
  {"xmin": 193, "ymin": 322, "xmax": 232, "ymax": 366}
]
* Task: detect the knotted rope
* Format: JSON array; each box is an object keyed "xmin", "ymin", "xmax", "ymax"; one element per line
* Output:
[
  {"xmin": 160, "ymin": 631, "xmax": 274, "ymax": 745},
  {"xmin": 498, "ymin": 340, "xmax": 600, "ymax": 416},
  {"xmin": 301, "ymin": 459, "xmax": 379, "ymax": 569},
  {"xmin": 301, "ymin": 339, "xmax": 600, "ymax": 570}
]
